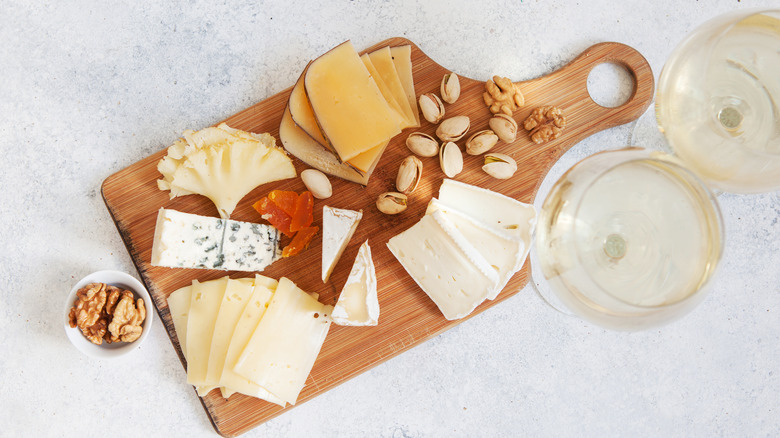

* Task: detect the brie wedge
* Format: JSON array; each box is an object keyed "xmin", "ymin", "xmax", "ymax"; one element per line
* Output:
[
  {"xmin": 332, "ymin": 240, "xmax": 378, "ymax": 326},
  {"xmin": 321, "ymin": 206, "xmax": 363, "ymax": 282}
]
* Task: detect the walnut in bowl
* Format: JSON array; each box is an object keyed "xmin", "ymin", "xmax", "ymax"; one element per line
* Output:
[{"xmin": 63, "ymin": 270, "xmax": 153, "ymax": 359}]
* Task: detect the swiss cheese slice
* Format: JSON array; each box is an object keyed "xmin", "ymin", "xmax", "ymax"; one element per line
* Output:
[
  {"xmin": 390, "ymin": 45, "xmax": 420, "ymax": 127},
  {"xmin": 205, "ymin": 278, "xmax": 255, "ymax": 387},
  {"xmin": 186, "ymin": 277, "xmax": 228, "ymax": 391},
  {"xmin": 367, "ymin": 47, "xmax": 417, "ymax": 127},
  {"xmin": 322, "ymin": 206, "xmax": 363, "ymax": 282},
  {"xmin": 332, "ymin": 240, "xmax": 379, "ymax": 326},
  {"xmin": 233, "ymin": 277, "xmax": 333, "ymax": 405},
  {"xmin": 360, "ymin": 54, "xmax": 413, "ymax": 129},
  {"xmin": 304, "ymin": 41, "xmax": 401, "ymax": 162}
]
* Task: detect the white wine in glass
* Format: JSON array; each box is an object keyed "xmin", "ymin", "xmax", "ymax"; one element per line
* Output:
[
  {"xmin": 656, "ymin": 9, "xmax": 780, "ymax": 193},
  {"xmin": 535, "ymin": 149, "xmax": 723, "ymax": 330}
]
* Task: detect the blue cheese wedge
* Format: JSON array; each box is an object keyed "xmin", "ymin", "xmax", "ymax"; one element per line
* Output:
[
  {"xmin": 332, "ymin": 240, "xmax": 378, "ymax": 326},
  {"xmin": 151, "ymin": 208, "xmax": 281, "ymax": 271}
]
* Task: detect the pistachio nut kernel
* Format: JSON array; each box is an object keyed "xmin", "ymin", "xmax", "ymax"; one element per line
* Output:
[
  {"xmin": 396, "ymin": 156, "xmax": 423, "ymax": 195},
  {"xmin": 465, "ymin": 130, "xmax": 499, "ymax": 156},
  {"xmin": 376, "ymin": 192, "xmax": 408, "ymax": 215},
  {"xmin": 419, "ymin": 93, "xmax": 445, "ymax": 124},
  {"xmin": 488, "ymin": 113, "xmax": 518, "ymax": 143},
  {"xmin": 405, "ymin": 132, "xmax": 439, "ymax": 157},
  {"xmin": 435, "ymin": 115, "xmax": 470, "ymax": 142},
  {"xmin": 440, "ymin": 73, "xmax": 461, "ymax": 104},
  {"xmin": 482, "ymin": 152, "xmax": 518, "ymax": 179},
  {"xmin": 439, "ymin": 141, "xmax": 464, "ymax": 178}
]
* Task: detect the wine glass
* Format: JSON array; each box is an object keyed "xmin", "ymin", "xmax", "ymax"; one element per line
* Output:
[
  {"xmin": 533, "ymin": 148, "xmax": 723, "ymax": 331},
  {"xmin": 654, "ymin": 9, "xmax": 780, "ymax": 193}
]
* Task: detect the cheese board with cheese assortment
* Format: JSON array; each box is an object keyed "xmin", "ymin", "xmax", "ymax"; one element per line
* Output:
[{"xmin": 101, "ymin": 37, "xmax": 653, "ymax": 437}]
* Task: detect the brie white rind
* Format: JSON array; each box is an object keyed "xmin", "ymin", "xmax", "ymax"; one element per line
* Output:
[
  {"xmin": 387, "ymin": 211, "xmax": 499, "ymax": 320},
  {"xmin": 332, "ymin": 240, "xmax": 378, "ymax": 326},
  {"xmin": 321, "ymin": 206, "xmax": 363, "ymax": 282},
  {"xmin": 426, "ymin": 198, "xmax": 526, "ymax": 300}
]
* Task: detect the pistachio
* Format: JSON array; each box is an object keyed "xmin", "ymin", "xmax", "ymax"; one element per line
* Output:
[
  {"xmin": 300, "ymin": 169, "xmax": 332, "ymax": 199},
  {"xmin": 396, "ymin": 156, "xmax": 423, "ymax": 195},
  {"xmin": 419, "ymin": 93, "xmax": 445, "ymax": 124},
  {"xmin": 376, "ymin": 192, "xmax": 408, "ymax": 215},
  {"xmin": 439, "ymin": 141, "xmax": 463, "ymax": 178},
  {"xmin": 465, "ymin": 130, "xmax": 499, "ymax": 156},
  {"xmin": 482, "ymin": 152, "xmax": 518, "ymax": 179},
  {"xmin": 488, "ymin": 113, "xmax": 518, "ymax": 143},
  {"xmin": 405, "ymin": 132, "xmax": 439, "ymax": 157},
  {"xmin": 435, "ymin": 115, "xmax": 470, "ymax": 142},
  {"xmin": 440, "ymin": 73, "xmax": 461, "ymax": 104}
]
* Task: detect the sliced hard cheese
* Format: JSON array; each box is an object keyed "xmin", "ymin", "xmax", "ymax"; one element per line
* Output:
[
  {"xmin": 368, "ymin": 47, "xmax": 417, "ymax": 128},
  {"xmin": 288, "ymin": 63, "xmax": 332, "ymax": 149},
  {"xmin": 322, "ymin": 206, "xmax": 363, "ymax": 282},
  {"xmin": 218, "ymin": 275, "xmax": 285, "ymax": 405},
  {"xmin": 360, "ymin": 54, "xmax": 412, "ymax": 129},
  {"xmin": 305, "ymin": 41, "xmax": 401, "ymax": 162},
  {"xmin": 205, "ymin": 278, "xmax": 255, "ymax": 387},
  {"xmin": 387, "ymin": 211, "xmax": 499, "ymax": 320},
  {"xmin": 332, "ymin": 240, "xmax": 378, "ymax": 326},
  {"xmin": 234, "ymin": 277, "xmax": 333, "ymax": 405},
  {"xmin": 426, "ymin": 199, "xmax": 526, "ymax": 300},
  {"xmin": 346, "ymin": 141, "xmax": 389, "ymax": 173},
  {"xmin": 167, "ymin": 284, "xmax": 192, "ymax": 357},
  {"xmin": 279, "ymin": 106, "xmax": 370, "ymax": 185},
  {"xmin": 186, "ymin": 277, "xmax": 228, "ymax": 391},
  {"xmin": 390, "ymin": 45, "xmax": 420, "ymax": 127}
]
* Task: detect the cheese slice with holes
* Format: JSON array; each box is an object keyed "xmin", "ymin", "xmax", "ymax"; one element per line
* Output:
[
  {"xmin": 332, "ymin": 240, "xmax": 378, "ymax": 326},
  {"xmin": 390, "ymin": 45, "xmax": 420, "ymax": 127},
  {"xmin": 322, "ymin": 206, "xmax": 363, "ymax": 282},
  {"xmin": 387, "ymin": 211, "xmax": 499, "ymax": 320},
  {"xmin": 305, "ymin": 41, "xmax": 401, "ymax": 162},
  {"xmin": 367, "ymin": 47, "xmax": 417, "ymax": 126},
  {"xmin": 186, "ymin": 277, "xmax": 228, "ymax": 392},
  {"xmin": 234, "ymin": 277, "xmax": 333, "ymax": 405}
]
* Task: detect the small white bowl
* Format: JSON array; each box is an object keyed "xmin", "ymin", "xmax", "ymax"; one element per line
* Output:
[{"xmin": 64, "ymin": 270, "xmax": 154, "ymax": 359}]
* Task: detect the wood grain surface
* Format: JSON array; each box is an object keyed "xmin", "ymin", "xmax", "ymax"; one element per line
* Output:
[{"xmin": 101, "ymin": 37, "xmax": 653, "ymax": 437}]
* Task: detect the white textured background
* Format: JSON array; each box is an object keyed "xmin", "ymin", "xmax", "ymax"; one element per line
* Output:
[{"xmin": 1, "ymin": 1, "xmax": 779, "ymax": 437}]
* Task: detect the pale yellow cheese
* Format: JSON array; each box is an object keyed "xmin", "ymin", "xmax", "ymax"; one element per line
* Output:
[
  {"xmin": 288, "ymin": 63, "xmax": 332, "ymax": 149},
  {"xmin": 205, "ymin": 279, "xmax": 255, "ymax": 387},
  {"xmin": 347, "ymin": 141, "xmax": 388, "ymax": 173},
  {"xmin": 186, "ymin": 277, "xmax": 228, "ymax": 391},
  {"xmin": 390, "ymin": 45, "xmax": 420, "ymax": 127},
  {"xmin": 304, "ymin": 41, "xmax": 401, "ymax": 162},
  {"xmin": 360, "ymin": 54, "xmax": 411, "ymax": 129},
  {"xmin": 234, "ymin": 277, "xmax": 333, "ymax": 405},
  {"xmin": 167, "ymin": 284, "xmax": 192, "ymax": 358},
  {"xmin": 368, "ymin": 47, "xmax": 417, "ymax": 127}
]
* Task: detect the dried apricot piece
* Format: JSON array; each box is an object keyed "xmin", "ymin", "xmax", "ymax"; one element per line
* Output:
[
  {"xmin": 282, "ymin": 226, "xmax": 319, "ymax": 257},
  {"xmin": 268, "ymin": 190, "xmax": 298, "ymax": 216},
  {"xmin": 290, "ymin": 191, "xmax": 314, "ymax": 233},
  {"xmin": 252, "ymin": 197, "xmax": 294, "ymax": 237}
]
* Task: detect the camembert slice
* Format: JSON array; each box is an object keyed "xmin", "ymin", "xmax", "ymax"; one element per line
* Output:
[
  {"xmin": 332, "ymin": 240, "xmax": 378, "ymax": 326},
  {"xmin": 387, "ymin": 211, "xmax": 499, "ymax": 320},
  {"xmin": 322, "ymin": 206, "xmax": 363, "ymax": 282}
]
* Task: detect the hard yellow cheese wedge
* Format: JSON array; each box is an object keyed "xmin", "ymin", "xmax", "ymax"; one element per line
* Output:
[
  {"xmin": 360, "ymin": 54, "xmax": 412, "ymax": 129},
  {"xmin": 288, "ymin": 63, "xmax": 332, "ymax": 149},
  {"xmin": 390, "ymin": 45, "xmax": 420, "ymax": 127},
  {"xmin": 304, "ymin": 40, "xmax": 401, "ymax": 162},
  {"xmin": 367, "ymin": 46, "xmax": 417, "ymax": 127}
]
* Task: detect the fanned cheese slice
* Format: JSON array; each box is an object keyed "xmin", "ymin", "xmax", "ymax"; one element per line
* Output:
[
  {"xmin": 332, "ymin": 240, "xmax": 378, "ymax": 326},
  {"xmin": 360, "ymin": 54, "xmax": 412, "ymax": 129},
  {"xmin": 305, "ymin": 41, "xmax": 401, "ymax": 162},
  {"xmin": 205, "ymin": 279, "xmax": 255, "ymax": 387},
  {"xmin": 367, "ymin": 47, "xmax": 417, "ymax": 127},
  {"xmin": 390, "ymin": 45, "xmax": 420, "ymax": 127},
  {"xmin": 186, "ymin": 277, "xmax": 228, "ymax": 392},
  {"xmin": 387, "ymin": 211, "xmax": 499, "ymax": 320},
  {"xmin": 167, "ymin": 284, "xmax": 192, "ymax": 357},
  {"xmin": 346, "ymin": 141, "xmax": 388, "ymax": 173},
  {"xmin": 233, "ymin": 277, "xmax": 333, "ymax": 405},
  {"xmin": 288, "ymin": 63, "xmax": 333, "ymax": 150},
  {"xmin": 322, "ymin": 206, "xmax": 363, "ymax": 282}
]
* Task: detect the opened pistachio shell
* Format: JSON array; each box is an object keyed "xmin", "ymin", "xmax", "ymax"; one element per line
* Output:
[
  {"xmin": 488, "ymin": 113, "xmax": 518, "ymax": 143},
  {"xmin": 396, "ymin": 156, "xmax": 423, "ymax": 195},
  {"xmin": 405, "ymin": 132, "xmax": 439, "ymax": 157},
  {"xmin": 419, "ymin": 93, "xmax": 445, "ymax": 124},
  {"xmin": 482, "ymin": 152, "xmax": 517, "ymax": 179},
  {"xmin": 300, "ymin": 169, "xmax": 332, "ymax": 199},
  {"xmin": 465, "ymin": 130, "xmax": 499, "ymax": 155},
  {"xmin": 376, "ymin": 192, "xmax": 408, "ymax": 215},
  {"xmin": 439, "ymin": 141, "xmax": 463, "ymax": 178},
  {"xmin": 440, "ymin": 73, "xmax": 461, "ymax": 104},
  {"xmin": 436, "ymin": 115, "xmax": 470, "ymax": 142}
]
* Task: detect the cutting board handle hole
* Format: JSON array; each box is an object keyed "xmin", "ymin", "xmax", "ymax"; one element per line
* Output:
[{"xmin": 586, "ymin": 62, "xmax": 635, "ymax": 108}]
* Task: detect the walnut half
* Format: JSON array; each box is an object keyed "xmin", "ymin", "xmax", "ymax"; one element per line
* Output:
[
  {"xmin": 483, "ymin": 76, "xmax": 525, "ymax": 116},
  {"xmin": 523, "ymin": 106, "xmax": 566, "ymax": 144},
  {"xmin": 68, "ymin": 283, "xmax": 145, "ymax": 345}
]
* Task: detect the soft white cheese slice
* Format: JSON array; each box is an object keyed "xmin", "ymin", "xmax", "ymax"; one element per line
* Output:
[
  {"xmin": 332, "ymin": 240, "xmax": 378, "ymax": 326},
  {"xmin": 387, "ymin": 211, "xmax": 499, "ymax": 320},
  {"xmin": 234, "ymin": 277, "xmax": 333, "ymax": 405},
  {"xmin": 321, "ymin": 206, "xmax": 363, "ymax": 282}
]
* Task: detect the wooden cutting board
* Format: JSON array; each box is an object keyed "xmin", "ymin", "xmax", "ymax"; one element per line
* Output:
[{"xmin": 102, "ymin": 37, "xmax": 653, "ymax": 437}]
